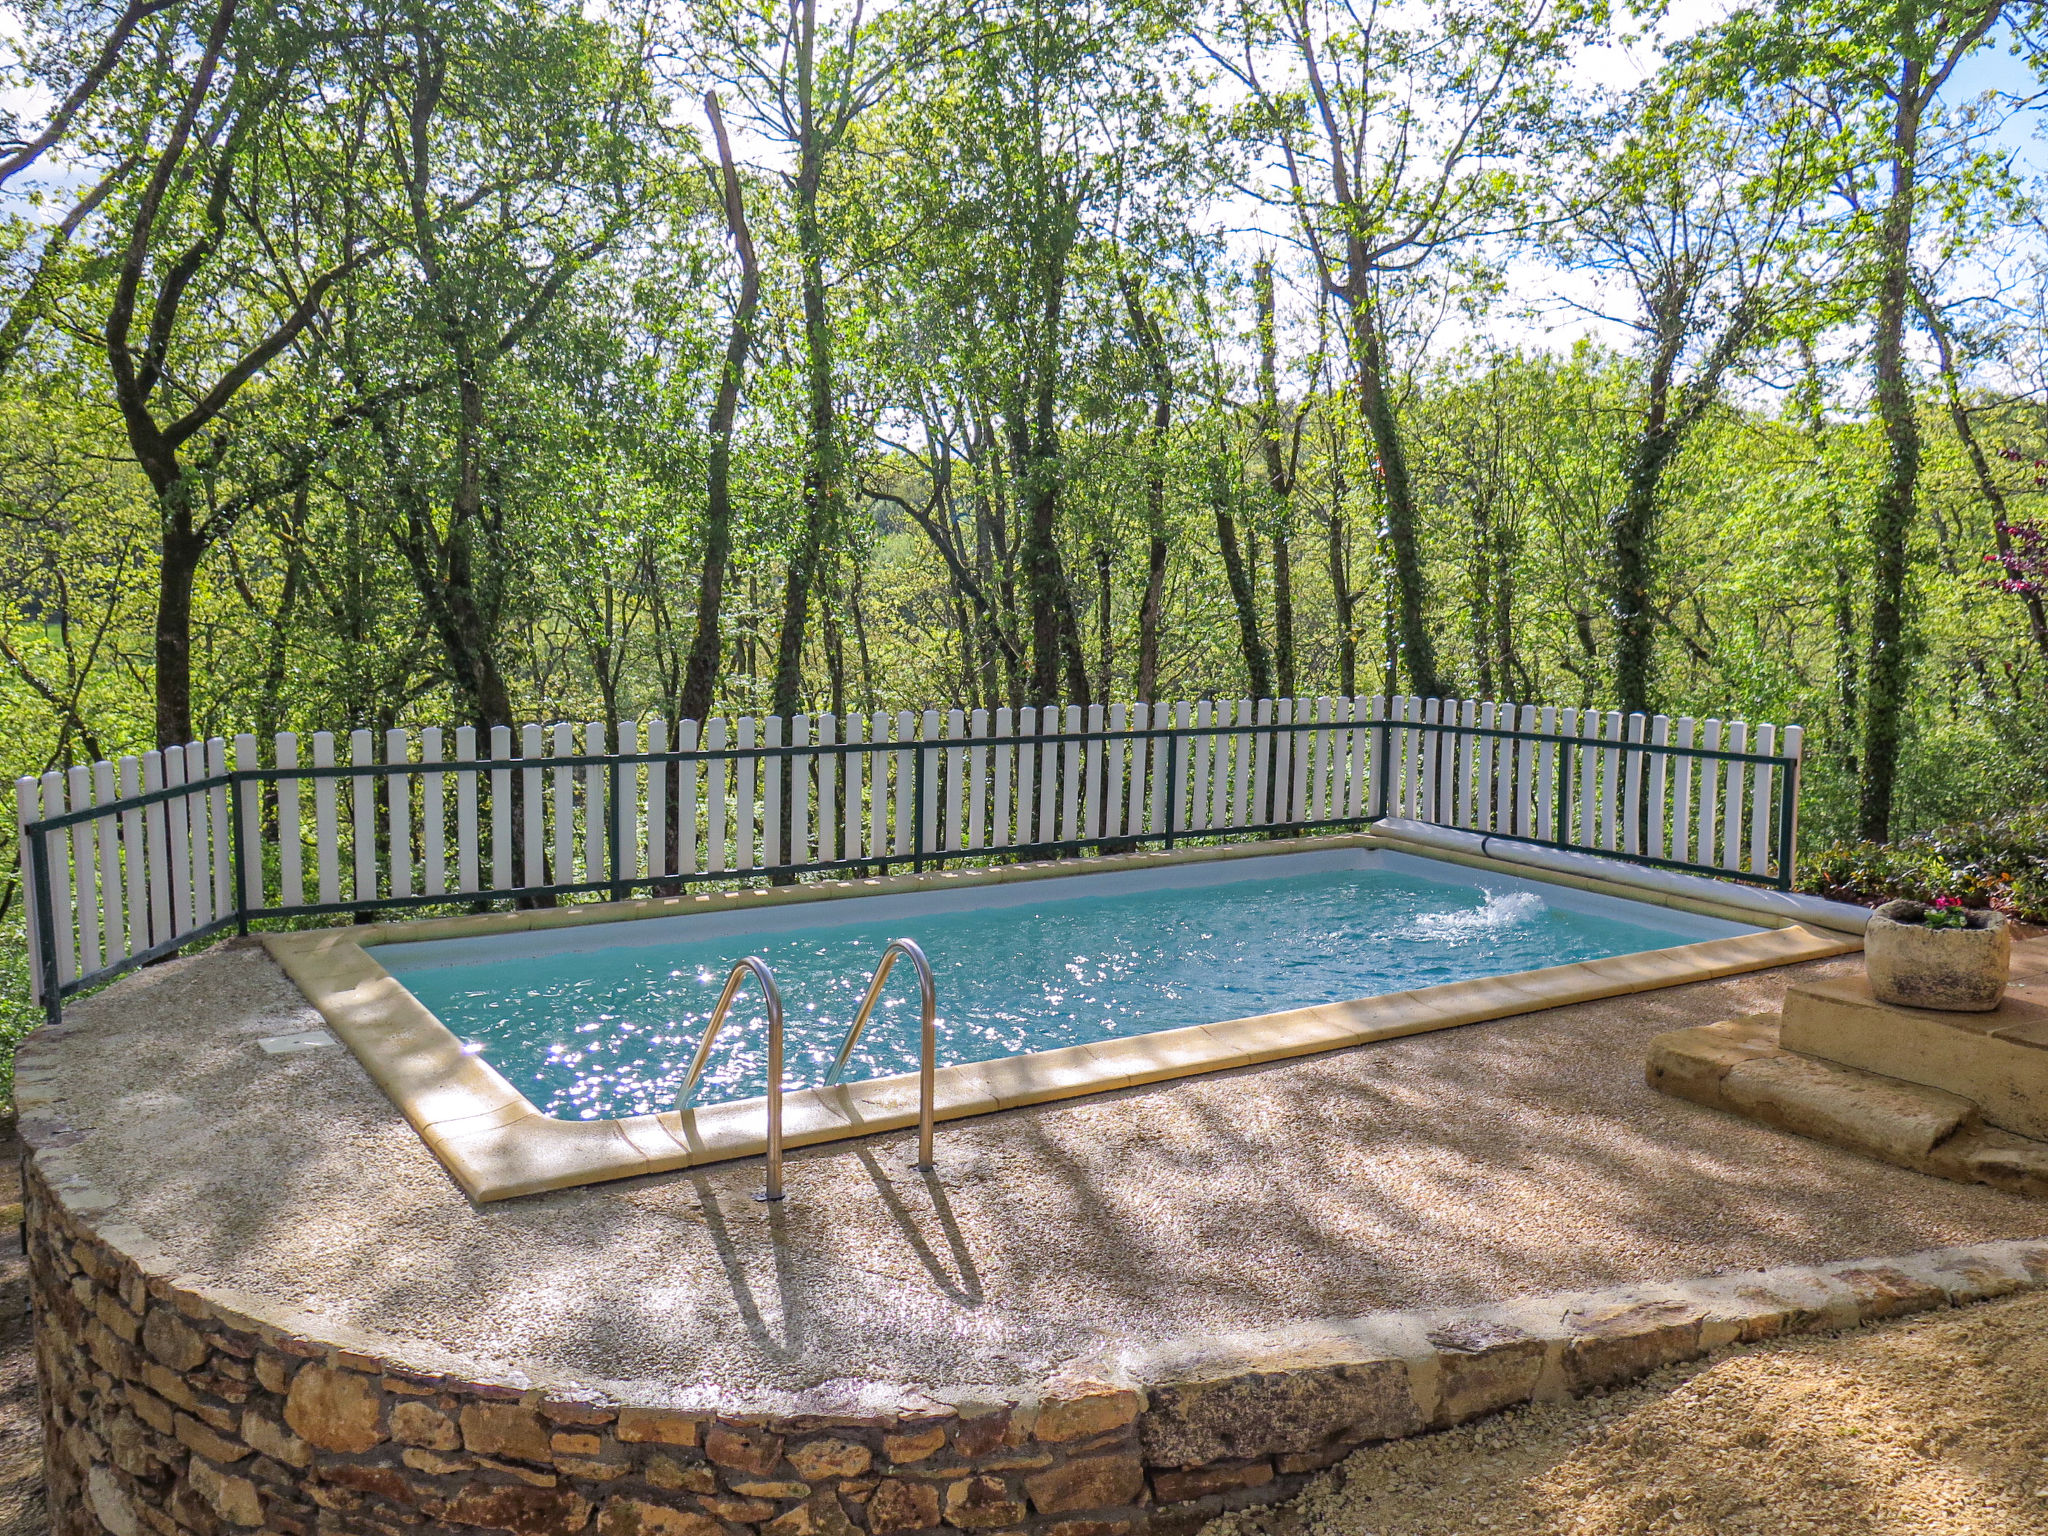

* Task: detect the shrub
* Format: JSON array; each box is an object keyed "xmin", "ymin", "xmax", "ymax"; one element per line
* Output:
[{"xmin": 1801, "ymin": 806, "xmax": 2048, "ymax": 925}]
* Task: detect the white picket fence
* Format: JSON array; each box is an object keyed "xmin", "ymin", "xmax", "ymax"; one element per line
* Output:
[{"xmin": 14, "ymin": 694, "xmax": 1801, "ymax": 1004}]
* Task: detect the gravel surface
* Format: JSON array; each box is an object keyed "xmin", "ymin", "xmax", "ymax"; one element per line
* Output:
[
  {"xmin": 1210, "ymin": 1291, "xmax": 2048, "ymax": 1536},
  {"xmin": 29, "ymin": 940, "xmax": 2048, "ymax": 1397}
]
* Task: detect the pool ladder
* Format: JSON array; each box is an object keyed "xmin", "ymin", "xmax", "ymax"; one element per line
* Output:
[{"xmin": 677, "ymin": 938, "xmax": 938, "ymax": 1202}]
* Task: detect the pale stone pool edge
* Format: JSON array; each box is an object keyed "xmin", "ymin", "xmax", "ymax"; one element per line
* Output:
[{"xmin": 261, "ymin": 836, "xmax": 1861, "ymax": 1202}]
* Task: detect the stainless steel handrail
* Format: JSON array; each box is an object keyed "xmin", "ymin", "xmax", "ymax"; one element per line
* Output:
[
  {"xmin": 826, "ymin": 937, "xmax": 938, "ymax": 1170},
  {"xmin": 677, "ymin": 955, "xmax": 787, "ymax": 1201}
]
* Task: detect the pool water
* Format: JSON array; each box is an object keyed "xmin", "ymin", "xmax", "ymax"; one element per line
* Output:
[{"xmin": 383, "ymin": 864, "xmax": 1738, "ymax": 1119}]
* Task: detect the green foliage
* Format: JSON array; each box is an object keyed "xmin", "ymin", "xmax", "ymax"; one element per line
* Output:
[
  {"xmin": 0, "ymin": 0, "xmax": 2046, "ymax": 1107},
  {"xmin": 1800, "ymin": 806, "xmax": 2048, "ymax": 922}
]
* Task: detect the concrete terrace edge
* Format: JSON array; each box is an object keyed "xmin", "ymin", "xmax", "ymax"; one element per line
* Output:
[
  {"xmin": 257, "ymin": 838, "xmax": 1858, "ymax": 1201},
  {"xmin": 17, "ymin": 1100, "xmax": 2048, "ymax": 1536}
]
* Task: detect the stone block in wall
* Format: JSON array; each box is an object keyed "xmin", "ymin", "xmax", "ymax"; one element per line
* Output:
[{"xmin": 1138, "ymin": 1360, "xmax": 1420, "ymax": 1468}]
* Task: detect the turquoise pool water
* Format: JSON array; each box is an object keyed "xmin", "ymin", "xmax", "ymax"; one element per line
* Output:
[{"xmin": 383, "ymin": 861, "xmax": 1742, "ymax": 1119}]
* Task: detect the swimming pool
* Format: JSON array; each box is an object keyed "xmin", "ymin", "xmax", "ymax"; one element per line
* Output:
[
  {"xmin": 380, "ymin": 849, "xmax": 1760, "ymax": 1119},
  {"xmin": 265, "ymin": 839, "xmax": 1857, "ymax": 1199}
]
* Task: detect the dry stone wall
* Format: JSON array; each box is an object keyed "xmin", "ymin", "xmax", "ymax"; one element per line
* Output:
[{"xmin": 26, "ymin": 1134, "xmax": 2048, "ymax": 1536}]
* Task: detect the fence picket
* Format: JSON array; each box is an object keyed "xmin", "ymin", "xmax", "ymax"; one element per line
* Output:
[
  {"xmin": 1749, "ymin": 723, "xmax": 1777, "ymax": 875},
  {"xmin": 706, "ymin": 718, "xmax": 730, "ymax": 873},
  {"xmin": 789, "ymin": 715, "xmax": 810, "ymax": 867},
  {"xmin": 550, "ymin": 723, "xmax": 575, "ymax": 885},
  {"xmin": 92, "ymin": 761, "xmax": 122, "ymax": 959},
  {"xmin": 1647, "ymin": 715, "xmax": 1670, "ymax": 862},
  {"xmin": 583, "ymin": 722, "xmax": 608, "ymax": 881},
  {"xmin": 346, "ymin": 730, "xmax": 372, "ymax": 903},
  {"xmin": 838, "ymin": 712, "xmax": 862, "ymax": 864},
  {"xmin": 968, "ymin": 709, "xmax": 988, "ymax": 851},
  {"xmin": 1671, "ymin": 717, "xmax": 1696, "ymax": 866},
  {"xmin": 421, "ymin": 729, "xmax": 445, "ymax": 897},
  {"xmin": 761, "ymin": 717, "xmax": 780, "ymax": 871},
  {"xmin": 117, "ymin": 757, "xmax": 145, "ymax": 954},
  {"xmin": 1599, "ymin": 711, "xmax": 1622, "ymax": 851},
  {"xmin": 208, "ymin": 738, "xmax": 231, "ymax": 916},
  {"xmin": 182, "ymin": 745, "xmax": 213, "ymax": 931},
  {"xmin": 387, "ymin": 729, "xmax": 413, "ymax": 899},
  {"xmin": 1623, "ymin": 714, "xmax": 1646, "ymax": 856},
  {"xmin": 40, "ymin": 773, "xmax": 74, "ymax": 984},
  {"xmin": 454, "ymin": 727, "xmax": 478, "ymax": 894},
  {"xmin": 917, "ymin": 708, "xmax": 937, "ymax": 856},
  {"xmin": 648, "ymin": 718, "xmax": 670, "ymax": 878},
  {"xmin": 946, "ymin": 708, "xmax": 970, "ymax": 856},
  {"xmin": 484, "ymin": 726, "xmax": 508, "ymax": 892},
  {"xmin": 1695, "ymin": 719, "xmax": 1723, "ymax": 865},
  {"xmin": 1782, "ymin": 725, "xmax": 1805, "ymax": 864},
  {"xmin": 232, "ymin": 736, "xmax": 260, "ymax": 910},
  {"xmin": 1722, "ymin": 720, "xmax": 1749, "ymax": 871},
  {"xmin": 161, "ymin": 747, "xmax": 192, "ymax": 936},
  {"xmin": 897, "ymin": 711, "xmax": 919, "ymax": 857},
  {"xmin": 677, "ymin": 719, "xmax": 701, "ymax": 876},
  {"xmin": 520, "ymin": 725, "xmax": 544, "ymax": 889},
  {"xmin": 67, "ymin": 766, "xmax": 98, "ymax": 972},
  {"xmin": 989, "ymin": 708, "xmax": 1011, "ymax": 848},
  {"xmin": 620, "ymin": 719, "xmax": 643, "ymax": 885},
  {"xmin": 1126, "ymin": 704, "xmax": 1149, "ymax": 836},
  {"xmin": 866, "ymin": 713, "xmax": 889, "ymax": 861},
  {"xmin": 815, "ymin": 713, "xmax": 837, "ymax": 865},
  {"xmin": 14, "ymin": 779, "xmax": 42, "ymax": 997},
  {"xmin": 1093, "ymin": 704, "xmax": 1117, "ymax": 840},
  {"xmin": 1292, "ymin": 698, "xmax": 1315, "ymax": 824}
]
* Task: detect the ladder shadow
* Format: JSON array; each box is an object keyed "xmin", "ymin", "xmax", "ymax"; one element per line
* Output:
[{"xmin": 852, "ymin": 1144, "xmax": 984, "ymax": 1305}]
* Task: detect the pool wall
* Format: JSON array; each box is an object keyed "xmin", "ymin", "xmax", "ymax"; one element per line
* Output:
[
  {"xmin": 262, "ymin": 834, "xmax": 1860, "ymax": 1202},
  {"xmin": 24, "ymin": 1118, "xmax": 2048, "ymax": 1536}
]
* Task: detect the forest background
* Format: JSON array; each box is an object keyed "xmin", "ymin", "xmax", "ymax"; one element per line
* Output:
[{"xmin": 2, "ymin": 0, "xmax": 2047, "ymax": 1053}]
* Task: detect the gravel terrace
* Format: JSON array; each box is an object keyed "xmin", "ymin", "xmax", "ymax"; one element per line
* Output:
[
  {"xmin": 24, "ymin": 938, "xmax": 2048, "ymax": 1402},
  {"xmin": 1206, "ymin": 1288, "xmax": 2048, "ymax": 1536}
]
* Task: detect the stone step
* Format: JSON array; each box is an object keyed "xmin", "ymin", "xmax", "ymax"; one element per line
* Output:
[
  {"xmin": 1647, "ymin": 1017, "xmax": 2048, "ymax": 1199},
  {"xmin": 1780, "ymin": 972, "xmax": 2048, "ymax": 1140}
]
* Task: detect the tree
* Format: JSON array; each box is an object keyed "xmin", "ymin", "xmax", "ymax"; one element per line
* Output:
[
  {"xmin": 1556, "ymin": 82, "xmax": 1814, "ymax": 718},
  {"xmin": 319, "ymin": 6, "xmax": 659, "ymax": 731},
  {"xmin": 1716, "ymin": 0, "xmax": 2019, "ymax": 840},
  {"xmin": 691, "ymin": 0, "xmax": 935, "ymax": 718},
  {"xmin": 679, "ymin": 91, "xmax": 763, "ymax": 725},
  {"xmin": 1204, "ymin": 0, "xmax": 1602, "ymax": 700},
  {"xmin": 89, "ymin": 0, "xmax": 395, "ymax": 744}
]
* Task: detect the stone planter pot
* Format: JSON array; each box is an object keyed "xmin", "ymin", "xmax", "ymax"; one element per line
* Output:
[{"xmin": 1864, "ymin": 900, "xmax": 2010, "ymax": 1012}]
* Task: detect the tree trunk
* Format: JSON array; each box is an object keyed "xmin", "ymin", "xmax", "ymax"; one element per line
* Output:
[
  {"xmin": 1272, "ymin": 533, "xmax": 1295, "ymax": 699},
  {"xmin": 1351, "ymin": 292, "xmax": 1442, "ymax": 699},
  {"xmin": 1212, "ymin": 456, "xmax": 1273, "ymax": 699},
  {"xmin": 1326, "ymin": 469, "xmax": 1356, "ymax": 697},
  {"xmin": 1860, "ymin": 74, "xmax": 1924, "ymax": 844},
  {"xmin": 1093, "ymin": 544, "xmax": 1112, "ymax": 702},
  {"xmin": 772, "ymin": 101, "xmax": 841, "ymax": 720},
  {"xmin": 681, "ymin": 92, "xmax": 760, "ymax": 725},
  {"xmin": 1610, "ymin": 426, "xmax": 1680, "ymax": 719},
  {"xmin": 1137, "ymin": 534, "xmax": 1167, "ymax": 703},
  {"xmin": 1121, "ymin": 273, "xmax": 1173, "ymax": 704},
  {"xmin": 154, "ymin": 515, "xmax": 202, "ymax": 746},
  {"xmin": 1255, "ymin": 260, "xmax": 1296, "ymax": 701}
]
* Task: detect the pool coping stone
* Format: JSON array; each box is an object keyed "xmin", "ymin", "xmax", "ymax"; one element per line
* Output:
[{"xmin": 262, "ymin": 835, "xmax": 1861, "ymax": 1202}]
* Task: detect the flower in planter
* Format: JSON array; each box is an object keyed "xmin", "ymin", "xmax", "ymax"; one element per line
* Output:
[{"xmin": 1924, "ymin": 896, "xmax": 1972, "ymax": 930}]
